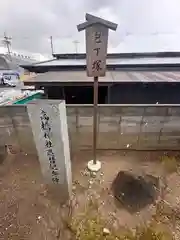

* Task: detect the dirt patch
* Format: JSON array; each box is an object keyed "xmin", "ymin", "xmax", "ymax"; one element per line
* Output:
[
  {"xmin": 0, "ymin": 150, "xmax": 180, "ymax": 239},
  {"xmin": 0, "ymin": 153, "xmax": 65, "ymax": 240}
]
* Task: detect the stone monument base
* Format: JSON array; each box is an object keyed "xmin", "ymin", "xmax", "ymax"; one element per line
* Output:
[{"xmin": 87, "ymin": 160, "xmax": 101, "ymax": 172}]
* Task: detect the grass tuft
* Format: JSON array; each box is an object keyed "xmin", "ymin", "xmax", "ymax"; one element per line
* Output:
[
  {"xmin": 161, "ymin": 155, "xmax": 179, "ymax": 173},
  {"xmin": 68, "ymin": 199, "xmax": 173, "ymax": 240}
]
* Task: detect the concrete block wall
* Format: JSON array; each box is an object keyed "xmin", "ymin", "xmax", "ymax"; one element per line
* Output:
[
  {"xmin": 0, "ymin": 105, "xmax": 36, "ymax": 154},
  {"xmin": 67, "ymin": 104, "xmax": 180, "ymax": 150},
  {"xmin": 0, "ymin": 104, "xmax": 180, "ymax": 153}
]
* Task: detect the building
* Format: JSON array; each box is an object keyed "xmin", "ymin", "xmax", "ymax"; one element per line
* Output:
[
  {"xmin": 22, "ymin": 52, "xmax": 180, "ymax": 104},
  {"xmin": 0, "ymin": 53, "xmax": 35, "ymax": 72},
  {"xmin": 0, "ymin": 53, "xmax": 37, "ymax": 86}
]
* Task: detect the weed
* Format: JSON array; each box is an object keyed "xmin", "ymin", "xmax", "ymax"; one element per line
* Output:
[
  {"xmin": 161, "ymin": 155, "xmax": 178, "ymax": 173},
  {"xmin": 68, "ymin": 199, "xmax": 173, "ymax": 240},
  {"xmin": 70, "ymin": 213, "xmax": 172, "ymax": 240}
]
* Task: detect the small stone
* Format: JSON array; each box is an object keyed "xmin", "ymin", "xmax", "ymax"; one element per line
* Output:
[
  {"xmin": 37, "ymin": 216, "xmax": 42, "ymax": 220},
  {"xmin": 74, "ymin": 180, "xmax": 80, "ymax": 185},
  {"xmin": 55, "ymin": 229, "xmax": 60, "ymax": 238},
  {"xmin": 111, "ymin": 212, "xmax": 116, "ymax": 217},
  {"xmin": 84, "ymin": 171, "xmax": 89, "ymax": 176},
  {"xmin": 126, "ymin": 144, "xmax": 130, "ymax": 148},
  {"xmin": 40, "ymin": 190, "xmax": 48, "ymax": 197},
  {"xmin": 91, "ymin": 172, "xmax": 96, "ymax": 178},
  {"xmin": 103, "ymin": 228, "xmax": 110, "ymax": 235},
  {"xmin": 89, "ymin": 180, "xmax": 93, "ymax": 185},
  {"xmin": 100, "ymin": 173, "xmax": 104, "ymax": 176},
  {"xmin": 72, "ymin": 185, "xmax": 76, "ymax": 191}
]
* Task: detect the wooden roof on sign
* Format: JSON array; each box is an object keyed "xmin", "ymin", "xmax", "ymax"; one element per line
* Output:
[{"xmin": 77, "ymin": 13, "xmax": 118, "ymax": 31}]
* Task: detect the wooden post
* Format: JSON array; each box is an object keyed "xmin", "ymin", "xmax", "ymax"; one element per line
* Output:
[
  {"xmin": 77, "ymin": 13, "xmax": 117, "ymax": 172},
  {"xmin": 93, "ymin": 76, "xmax": 98, "ymax": 164}
]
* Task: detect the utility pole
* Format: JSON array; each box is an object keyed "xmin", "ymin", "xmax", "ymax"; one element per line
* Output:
[
  {"xmin": 3, "ymin": 32, "xmax": 12, "ymax": 60},
  {"xmin": 50, "ymin": 36, "xmax": 54, "ymax": 56},
  {"xmin": 73, "ymin": 40, "xmax": 79, "ymax": 53}
]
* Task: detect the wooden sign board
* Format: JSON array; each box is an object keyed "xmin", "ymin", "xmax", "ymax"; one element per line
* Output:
[{"xmin": 86, "ymin": 24, "xmax": 109, "ymax": 77}]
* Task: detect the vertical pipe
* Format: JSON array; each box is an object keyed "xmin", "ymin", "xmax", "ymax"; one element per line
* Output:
[
  {"xmin": 107, "ymin": 84, "xmax": 111, "ymax": 104},
  {"xmin": 62, "ymin": 86, "xmax": 66, "ymax": 100},
  {"xmin": 50, "ymin": 36, "xmax": 54, "ymax": 56},
  {"xmin": 118, "ymin": 115, "xmax": 122, "ymax": 146}
]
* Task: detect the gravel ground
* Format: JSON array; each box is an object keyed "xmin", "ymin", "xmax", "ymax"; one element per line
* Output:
[{"xmin": 0, "ymin": 150, "xmax": 180, "ymax": 239}]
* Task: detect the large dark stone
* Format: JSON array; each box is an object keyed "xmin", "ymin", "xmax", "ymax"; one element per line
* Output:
[{"xmin": 112, "ymin": 171, "xmax": 159, "ymax": 213}]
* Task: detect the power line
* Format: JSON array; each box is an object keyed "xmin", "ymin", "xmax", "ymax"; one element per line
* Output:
[
  {"xmin": 0, "ymin": 31, "xmax": 180, "ymax": 41},
  {"xmin": 1, "ymin": 32, "xmax": 179, "ymax": 42},
  {"xmin": 0, "ymin": 34, "xmax": 75, "ymax": 40}
]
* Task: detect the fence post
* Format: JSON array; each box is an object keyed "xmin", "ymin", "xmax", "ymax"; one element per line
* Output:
[
  {"xmin": 137, "ymin": 107, "xmax": 146, "ymax": 146},
  {"xmin": 158, "ymin": 107, "xmax": 168, "ymax": 144},
  {"xmin": 118, "ymin": 113, "xmax": 122, "ymax": 147}
]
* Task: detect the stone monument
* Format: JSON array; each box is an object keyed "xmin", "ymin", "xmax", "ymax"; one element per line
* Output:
[{"xmin": 27, "ymin": 100, "xmax": 72, "ymax": 201}]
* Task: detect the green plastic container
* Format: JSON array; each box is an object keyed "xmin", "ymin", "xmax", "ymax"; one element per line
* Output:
[{"xmin": 13, "ymin": 92, "xmax": 42, "ymax": 105}]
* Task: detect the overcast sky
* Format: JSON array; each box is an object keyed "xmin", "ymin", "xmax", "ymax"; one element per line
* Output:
[{"xmin": 0, "ymin": 0, "xmax": 180, "ymax": 56}]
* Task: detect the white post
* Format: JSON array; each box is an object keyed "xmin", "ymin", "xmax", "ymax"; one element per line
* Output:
[{"xmin": 27, "ymin": 100, "xmax": 72, "ymax": 201}]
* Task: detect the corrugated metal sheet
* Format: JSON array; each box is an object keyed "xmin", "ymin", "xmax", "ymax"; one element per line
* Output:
[
  {"xmin": 33, "ymin": 57, "xmax": 180, "ymax": 67},
  {"xmin": 25, "ymin": 71, "xmax": 180, "ymax": 83}
]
